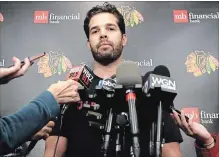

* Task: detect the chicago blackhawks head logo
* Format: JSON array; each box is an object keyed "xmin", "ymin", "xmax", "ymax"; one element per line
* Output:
[
  {"xmin": 37, "ymin": 51, "xmax": 72, "ymax": 78},
  {"xmin": 185, "ymin": 50, "xmax": 219, "ymax": 77},
  {"xmin": 117, "ymin": 6, "xmax": 144, "ymax": 27}
]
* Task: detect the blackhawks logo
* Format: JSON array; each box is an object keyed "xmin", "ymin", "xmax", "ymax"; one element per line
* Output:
[
  {"xmin": 117, "ymin": 6, "xmax": 144, "ymax": 27},
  {"xmin": 185, "ymin": 50, "xmax": 219, "ymax": 77},
  {"xmin": 37, "ymin": 51, "xmax": 72, "ymax": 78}
]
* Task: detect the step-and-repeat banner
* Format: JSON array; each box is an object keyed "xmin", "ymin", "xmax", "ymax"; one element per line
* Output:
[{"xmin": 0, "ymin": 1, "xmax": 219, "ymax": 157}]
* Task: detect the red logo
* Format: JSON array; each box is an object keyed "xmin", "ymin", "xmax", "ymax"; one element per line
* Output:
[
  {"xmin": 182, "ymin": 108, "xmax": 200, "ymax": 123},
  {"xmin": 173, "ymin": 10, "xmax": 189, "ymax": 23},
  {"xmin": 34, "ymin": 11, "xmax": 49, "ymax": 24},
  {"xmin": 0, "ymin": 12, "xmax": 4, "ymax": 22}
]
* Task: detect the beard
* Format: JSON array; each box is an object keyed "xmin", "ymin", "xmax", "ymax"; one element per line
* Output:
[{"xmin": 91, "ymin": 41, "xmax": 123, "ymax": 66}]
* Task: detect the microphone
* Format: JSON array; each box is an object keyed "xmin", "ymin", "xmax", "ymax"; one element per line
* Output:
[
  {"xmin": 142, "ymin": 66, "xmax": 176, "ymax": 104},
  {"xmin": 142, "ymin": 65, "xmax": 175, "ymax": 157},
  {"xmin": 66, "ymin": 63, "xmax": 97, "ymax": 100},
  {"xmin": 116, "ymin": 61, "xmax": 142, "ymax": 157},
  {"xmin": 142, "ymin": 66, "xmax": 188, "ymax": 119},
  {"xmin": 66, "ymin": 63, "xmax": 95, "ymax": 89},
  {"xmin": 24, "ymin": 140, "xmax": 37, "ymax": 157},
  {"xmin": 101, "ymin": 75, "xmax": 117, "ymax": 156},
  {"xmin": 102, "ymin": 108, "xmax": 113, "ymax": 157},
  {"xmin": 99, "ymin": 77, "xmax": 117, "ymax": 98},
  {"xmin": 115, "ymin": 112, "xmax": 129, "ymax": 157}
]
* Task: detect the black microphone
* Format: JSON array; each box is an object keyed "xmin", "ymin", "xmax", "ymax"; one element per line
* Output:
[
  {"xmin": 52, "ymin": 63, "xmax": 97, "ymax": 157},
  {"xmin": 116, "ymin": 61, "xmax": 142, "ymax": 157},
  {"xmin": 102, "ymin": 108, "xmax": 113, "ymax": 157},
  {"xmin": 24, "ymin": 140, "xmax": 37, "ymax": 157},
  {"xmin": 98, "ymin": 77, "xmax": 117, "ymax": 98},
  {"xmin": 66, "ymin": 63, "xmax": 95, "ymax": 89},
  {"xmin": 115, "ymin": 112, "xmax": 129, "ymax": 157},
  {"xmin": 100, "ymin": 75, "xmax": 117, "ymax": 156},
  {"xmin": 65, "ymin": 63, "xmax": 96, "ymax": 110},
  {"xmin": 142, "ymin": 65, "xmax": 176, "ymax": 157},
  {"xmin": 142, "ymin": 66, "xmax": 189, "ymax": 120}
]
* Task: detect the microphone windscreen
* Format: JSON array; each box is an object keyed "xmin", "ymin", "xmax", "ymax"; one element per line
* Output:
[
  {"xmin": 153, "ymin": 65, "xmax": 170, "ymax": 77},
  {"xmin": 116, "ymin": 61, "xmax": 142, "ymax": 87}
]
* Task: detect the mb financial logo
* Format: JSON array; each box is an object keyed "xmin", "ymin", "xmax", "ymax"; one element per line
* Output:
[
  {"xmin": 185, "ymin": 50, "xmax": 219, "ymax": 77},
  {"xmin": 173, "ymin": 10, "xmax": 219, "ymax": 23},
  {"xmin": 37, "ymin": 51, "xmax": 72, "ymax": 78},
  {"xmin": 34, "ymin": 10, "xmax": 80, "ymax": 24},
  {"xmin": 117, "ymin": 6, "xmax": 144, "ymax": 27},
  {"xmin": 122, "ymin": 59, "xmax": 153, "ymax": 67},
  {"xmin": 182, "ymin": 108, "xmax": 219, "ymax": 124}
]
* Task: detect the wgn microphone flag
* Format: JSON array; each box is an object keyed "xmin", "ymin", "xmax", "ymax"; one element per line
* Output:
[
  {"xmin": 143, "ymin": 66, "xmax": 189, "ymax": 121},
  {"xmin": 142, "ymin": 65, "xmax": 177, "ymax": 104}
]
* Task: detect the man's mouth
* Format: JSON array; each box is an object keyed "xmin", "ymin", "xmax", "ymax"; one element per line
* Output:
[{"xmin": 98, "ymin": 42, "xmax": 112, "ymax": 48}]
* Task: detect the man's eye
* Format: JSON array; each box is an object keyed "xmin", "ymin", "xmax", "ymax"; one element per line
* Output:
[
  {"xmin": 108, "ymin": 27, "xmax": 115, "ymax": 30},
  {"xmin": 92, "ymin": 30, "xmax": 98, "ymax": 34}
]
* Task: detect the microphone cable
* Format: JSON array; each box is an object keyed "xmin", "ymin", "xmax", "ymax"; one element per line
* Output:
[{"xmin": 53, "ymin": 104, "xmax": 68, "ymax": 157}]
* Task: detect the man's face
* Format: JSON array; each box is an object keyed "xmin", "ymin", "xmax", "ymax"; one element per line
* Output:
[
  {"xmin": 87, "ymin": 13, "xmax": 127, "ymax": 65},
  {"xmin": 37, "ymin": 54, "xmax": 52, "ymax": 77},
  {"xmin": 185, "ymin": 53, "xmax": 198, "ymax": 73}
]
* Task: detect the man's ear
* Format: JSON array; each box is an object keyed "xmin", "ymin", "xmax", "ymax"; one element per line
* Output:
[
  {"xmin": 87, "ymin": 40, "xmax": 91, "ymax": 50},
  {"xmin": 122, "ymin": 34, "xmax": 127, "ymax": 47}
]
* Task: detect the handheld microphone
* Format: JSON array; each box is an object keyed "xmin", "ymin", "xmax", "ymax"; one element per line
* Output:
[
  {"xmin": 24, "ymin": 140, "xmax": 37, "ymax": 157},
  {"xmin": 66, "ymin": 63, "xmax": 95, "ymax": 89},
  {"xmin": 66, "ymin": 63, "xmax": 97, "ymax": 100},
  {"xmin": 51, "ymin": 63, "xmax": 96, "ymax": 157},
  {"xmin": 116, "ymin": 61, "xmax": 142, "ymax": 157}
]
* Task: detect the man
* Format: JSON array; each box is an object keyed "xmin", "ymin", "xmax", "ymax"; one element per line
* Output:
[
  {"xmin": 0, "ymin": 56, "xmax": 80, "ymax": 155},
  {"xmin": 171, "ymin": 110, "xmax": 219, "ymax": 157},
  {"xmin": 44, "ymin": 2, "xmax": 183, "ymax": 157}
]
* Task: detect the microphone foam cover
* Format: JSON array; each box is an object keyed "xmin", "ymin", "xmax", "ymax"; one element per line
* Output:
[
  {"xmin": 153, "ymin": 65, "xmax": 170, "ymax": 77},
  {"xmin": 116, "ymin": 61, "xmax": 142, "ymax": 87}
]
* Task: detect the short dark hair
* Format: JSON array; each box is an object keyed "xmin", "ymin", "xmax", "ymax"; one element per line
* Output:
[{"xmin": 83, "ymin": 2, "xmax": 126, "ymax": 39}]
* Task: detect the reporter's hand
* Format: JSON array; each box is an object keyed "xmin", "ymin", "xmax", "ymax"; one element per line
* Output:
[
  {"xmin": 170, "ymin": 110, "xmax": 213, "ymax": 145},
  {"xmin": 47, "ymin": 79, "xmax": 81, "ymax": 104},
  {"xmin": 0, "ymin": 57, "xmax": 32, "ymax": 83},
  {"xmin": 31, "ymin": 121, "xmax": 55, "ymax": 140}
]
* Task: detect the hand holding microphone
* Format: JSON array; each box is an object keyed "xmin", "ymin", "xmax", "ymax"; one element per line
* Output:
[{"xmin": 47, "ymin": 79, "xmax": 81, "ymax": 104}]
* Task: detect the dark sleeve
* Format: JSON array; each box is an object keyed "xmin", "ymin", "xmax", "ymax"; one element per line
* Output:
[
  {"xmin": 162, "ymin": 111, "xmax": 183, "ymax": 144},
  {"xmin": 0, "ymin": 91, "xmax": 60, "ymax": 155}
]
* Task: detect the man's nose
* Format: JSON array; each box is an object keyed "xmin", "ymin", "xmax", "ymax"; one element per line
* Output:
[
  {"xmin": 99, "ymin": 29, "xmax": 108, "ymax": 40},
  {"xmin": 100, "ymin": 34, "xmax": 108, "ymax": 39}
]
